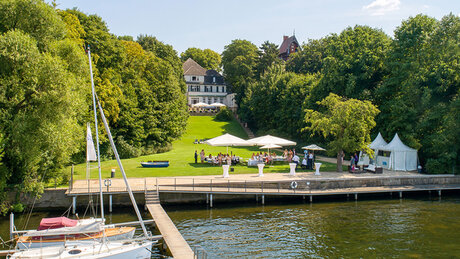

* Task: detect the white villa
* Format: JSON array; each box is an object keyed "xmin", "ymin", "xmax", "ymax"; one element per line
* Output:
[{"xmin": 183, "ymin": 58, "xmax": 236, "ymax": 109}]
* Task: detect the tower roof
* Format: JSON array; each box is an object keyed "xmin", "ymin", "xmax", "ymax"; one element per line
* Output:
[{"xmin": 279, "ymin": 35, "xmax": 300, "ymax": 55}]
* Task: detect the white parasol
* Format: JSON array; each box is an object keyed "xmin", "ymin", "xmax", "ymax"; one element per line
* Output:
[
  {"xmin": 248, "ymin": 135, "xmax": 296, "ymax": 146},
  {"xmin": 210, "ymin": 103, "xmax": 226, "ymax": 107},
  {"xmin": 260, "ymin": 143, "xmax": 282, "ymax": 154},
  {"xmin": 302, "ymin": 144, "xmax": 326, "ymax": 151},
  {"xmin": 205, "ymin": 133, "xmax": 252, "ymax": 153},
  {"xmin": 192, "ymin": 102, "xmax": 210, "ymax": 107}
]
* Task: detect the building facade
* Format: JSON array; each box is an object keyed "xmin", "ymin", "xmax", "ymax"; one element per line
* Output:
[
  {"xmin": 279, "ymin": 35, "xmax": 301, "ymax": 61},
  {"xmin": 183, "ymin": 58, "xmax": 236, "ymax": 108}
]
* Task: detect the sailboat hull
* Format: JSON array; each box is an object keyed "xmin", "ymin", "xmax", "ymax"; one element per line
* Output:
[
  {"xmin": 9, "ymin": 240, "xmax": 155, "ymax": 259},
  {"xmin": 16, "ymin": 227, "xmax": 135, "ymax": 249}
]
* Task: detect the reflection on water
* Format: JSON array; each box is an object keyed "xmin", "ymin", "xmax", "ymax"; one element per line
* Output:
[
  {"xmin": 0, "ymin": 208, "xmax": 163, "ymax": 258},
  {"xmin": 166, "ymin": 197, "xmax": 460, "ymax": 258}
]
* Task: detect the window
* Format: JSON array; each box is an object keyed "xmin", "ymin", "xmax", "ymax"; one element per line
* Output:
[
  {"xmin": 190, "ymin": 85, "xmax": 200, "ymax": 92},
  {"xmin": 192, "ymin": 76, "xmax": 197, "ymax": 81},
  {"xmin": 213, "ymin": 77, "xmax": 216, "ymax": 83}
]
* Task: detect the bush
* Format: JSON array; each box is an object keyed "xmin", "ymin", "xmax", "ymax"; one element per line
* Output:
[{"xmin": 215, "ymin": 107, "xmax": 233, "ymax": 121}]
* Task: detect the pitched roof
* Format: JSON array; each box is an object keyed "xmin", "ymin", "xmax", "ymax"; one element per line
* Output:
[
  {"xmin": 279, "ymin": 35, "xmax": 300, "ymax": 55},
  {"xmin": 183, "ymin": 58, "xmax": 207, "ymax": 76}
]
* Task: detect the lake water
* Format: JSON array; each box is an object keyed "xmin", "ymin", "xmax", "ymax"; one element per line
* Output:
[
  {"xmin": 166, "ymin": 195, "xmax": 460, "ymax": 258},
  {"xmin": 1, "ymin": 195, "xmax": 460, "ymax": 258}
]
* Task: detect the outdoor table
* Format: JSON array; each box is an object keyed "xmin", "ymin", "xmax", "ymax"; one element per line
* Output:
[
  {"xmin": 289, "ymin": 163, "xmax": 296, "ymax": 176},
  {"xmin": 314, "ymin": 162, "xmax": 322, "ymax": 175},
  {"xmin": 222, "ymin": 165, "xmax": 230, "ymax": 178},
  {"xmin": 257, "ymin": 163, "xmax": 265, "ymax": 177}
]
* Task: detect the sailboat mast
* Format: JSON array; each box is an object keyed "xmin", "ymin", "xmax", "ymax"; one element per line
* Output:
[
  {"xmin": 87, "ymin": 46, "xmax": 105, "ymax": 221},
  {"xmin": 95, "ymin": 96, "xmax": 149, "ymax": 237}
]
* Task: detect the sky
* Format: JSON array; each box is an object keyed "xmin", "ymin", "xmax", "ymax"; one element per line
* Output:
[{"xmin": 52, "ymin": 0, "xmax": 459, "ymax": 54}]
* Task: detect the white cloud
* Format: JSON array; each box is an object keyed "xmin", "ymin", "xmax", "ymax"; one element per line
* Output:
[{"xmin": 363, "ymin": 0, "xmax": 401, "ymax": 16}]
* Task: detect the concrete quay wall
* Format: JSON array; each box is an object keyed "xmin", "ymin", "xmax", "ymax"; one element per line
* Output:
[
  {"xmin": 163, "ymin": 175, "xmax": 460, "ymax": 190},
  {"xmin": 22, "ymin": 175, "xmax": 460, "ymax": 209}
]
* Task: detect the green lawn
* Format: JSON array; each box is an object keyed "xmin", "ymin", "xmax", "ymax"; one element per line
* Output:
[{"xmin": 69, "ymin": 116, "xmax": 338, "ymax": 180}]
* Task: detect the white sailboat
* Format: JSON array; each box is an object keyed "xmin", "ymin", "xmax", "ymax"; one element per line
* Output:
[
  {"xmin": 8, "ymin": 46, "xmax": 156, "ymax": 258},
  {"xmin": 15, "ymin": 123, "xmax": 135, "ymax": 249}
]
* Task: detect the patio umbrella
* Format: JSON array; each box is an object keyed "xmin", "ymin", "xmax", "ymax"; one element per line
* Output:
[
  {"xmin": 302, "ymin": 144, "xmax": 326, "ymax": 151},
  {"xmin": 260, "ymin": 143, "xmax": 282, "ymax": 155},
  {"xmin": 302, "ymin": 144, "xmax": 326, "ymax": 159},
  {"xmin": 248, "ymin": 135, "xmax": 297, "ymax": 146},
  {"xmin": 204, "ymin": 133, "xmax": 252, "ymax": 153},
  {"xmin": 210, "ymin": 103, "xmax": 226, "ymax": 107},
  {"xmin": 192, "ymin": 102, "xmax": 210, "ymax": 107}
]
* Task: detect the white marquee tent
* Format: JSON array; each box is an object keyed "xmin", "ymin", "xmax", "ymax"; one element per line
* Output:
[
  {"xmin": 358, "ymin": 132, "xmax": 387, "ymax": 166},
  {"xmin": 379, "ymin": 133, "xmax": 418, "ymax": 171}
]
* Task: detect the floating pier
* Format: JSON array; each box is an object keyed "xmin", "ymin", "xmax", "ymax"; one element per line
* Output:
[{"xmin": 145, "ymin": 191, "xmax": 195, "ymax": 259}]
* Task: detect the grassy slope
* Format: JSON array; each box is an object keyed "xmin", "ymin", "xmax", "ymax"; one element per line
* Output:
[{"xmin": 70, "ymin": 116, "xmax": 338, "ymax": 180}]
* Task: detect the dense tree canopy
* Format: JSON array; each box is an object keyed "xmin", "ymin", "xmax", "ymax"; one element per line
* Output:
[
  {"xmin": 376, "ymin": 14, "xmax": 460, "ymax": 174},
  {"xmin": 227, "ymin": 15, "xmax": 458, "ymax": 174},
  {"xmin": 180, "ymin": 47, "xmax": 221, "ymax": 71},
  {"xmin": 0, "ymin": 0, "xmax": 188, "ymax": 213}
]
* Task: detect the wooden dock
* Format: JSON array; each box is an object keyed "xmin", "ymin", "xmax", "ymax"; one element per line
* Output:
[{"xmin": 146, "ymin": 191, "xmax": 195, "ymax": 259}]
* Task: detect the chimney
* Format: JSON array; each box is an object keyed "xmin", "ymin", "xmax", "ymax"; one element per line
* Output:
[{"xmin": 283, "ymin": 35, "xmax": 288, "ymax": 41}]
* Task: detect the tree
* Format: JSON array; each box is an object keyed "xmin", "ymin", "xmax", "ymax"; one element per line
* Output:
[
  {"xmin": 304, "ymin": 93, "xmax": 379, "ymax": 172},
  {"xmin": 255, "ymin": 41, "xmax": 280, "ymax": 78},
  {"xmin": 0, "ymin": 0, "xmax": 67, "ymax": 50},
  {"xmin": 0, "ymin": 30, "xmax": 87, "ymax": 212},
  {"xmin": 221, "ymin": 39, "xmax": 258, "ymax": 105},
  {"xmin": 180, "ymin": 47, "xmax": 221, "ymax": 71},
  {"xmin": 376, "ymin": 14, "xmax": 459, "ymax": 173},
  {"xmin": 286, "ymin": 38, "xmax": 328, "ymax": 74},
  {"xmin": 310, "ymin": 26, "xmax": 391, "ymax": 104}
]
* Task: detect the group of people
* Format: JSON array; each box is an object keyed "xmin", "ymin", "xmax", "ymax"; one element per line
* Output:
[
  {"xmin": 349, "ymin": 152, "xmax": 359, "ymax": 171},
  {"xmin": 282, "ymin": 149, "xmax": 315, "ymax": 169},
  {"xmin": 195, "ymin": 149, "xmax": 240, "ymax": 166},
  {"xmin": 194, "ymin": 148, "xmax": 317, "ymax": 170},
  {"xmin": 251, "ymin": 152, "xmax": 276, "ymax": 164}
]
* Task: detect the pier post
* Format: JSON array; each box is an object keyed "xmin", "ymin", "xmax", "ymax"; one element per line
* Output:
[
  {"xmin": 262, "ymin": 195, "xmax": 265, "ymax": 205},
  {"xmin": 206, "ymin": 193, "xmax": 209, "ymax": 204},
  {"xmin": 210, "ymin": 194, "xmax": 213, "ymax": 208},
  {"xmin": 156, "ymin": 178, "xmax": 159, "ymax": 195},
  {"xmin": 438, "ymin": 190, "xmax": 441, "ymax": 196},
  {"xmin": 10, "ymin": 213, "xmax": 14, "ymax": 240},
  {"xmin": 109, "ymin": 194, "xmax": 112, "ymax": 213},
  {"xmin": 354, "ymin": 193, "xmax": 358, "ymax": 200},
  {"xmin": 72, "ymin": 196, "xmax": 76, "ymax": 214},
  {"xmin": 399, "ymin": 192, "xmax": 402, "ymax": 198},
  {"xmin": 309, "ymin": 195, "xmax": 312, "ymax": 203}
]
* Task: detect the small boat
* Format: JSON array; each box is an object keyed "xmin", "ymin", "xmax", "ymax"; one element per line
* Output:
[{"xmin": 141, "ymin": 161, "xmax": 169, "ymax": 168}]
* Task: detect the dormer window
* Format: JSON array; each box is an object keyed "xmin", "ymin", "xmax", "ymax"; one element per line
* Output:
[
  {"xmin": 192, "ymin": 76, "xmax": 197, "ymax": 81},
  {"xmin": 213, "ymin": 77, "xmax": 216, "ymax": 83}
]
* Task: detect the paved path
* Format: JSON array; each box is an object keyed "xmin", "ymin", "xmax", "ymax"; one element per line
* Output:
[{"xmin": 67, "ymin": 169, "xmax": 455, "ymax": 195}]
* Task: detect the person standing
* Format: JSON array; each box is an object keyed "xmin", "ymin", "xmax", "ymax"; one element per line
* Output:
[
  {"xmin": 308, "ymin": 152, "xmax": 314, "ymax": 169},
  {"xmin": 200, "ymin": 149, "xmax": 205, "ymax": 163},
  {"xmin": 194, "ymin": 150, "xmax": 198, "ymax": 163},
  {"xmin": 292, "ymin": 154, "xmax": 300, "ymax": 168}
]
